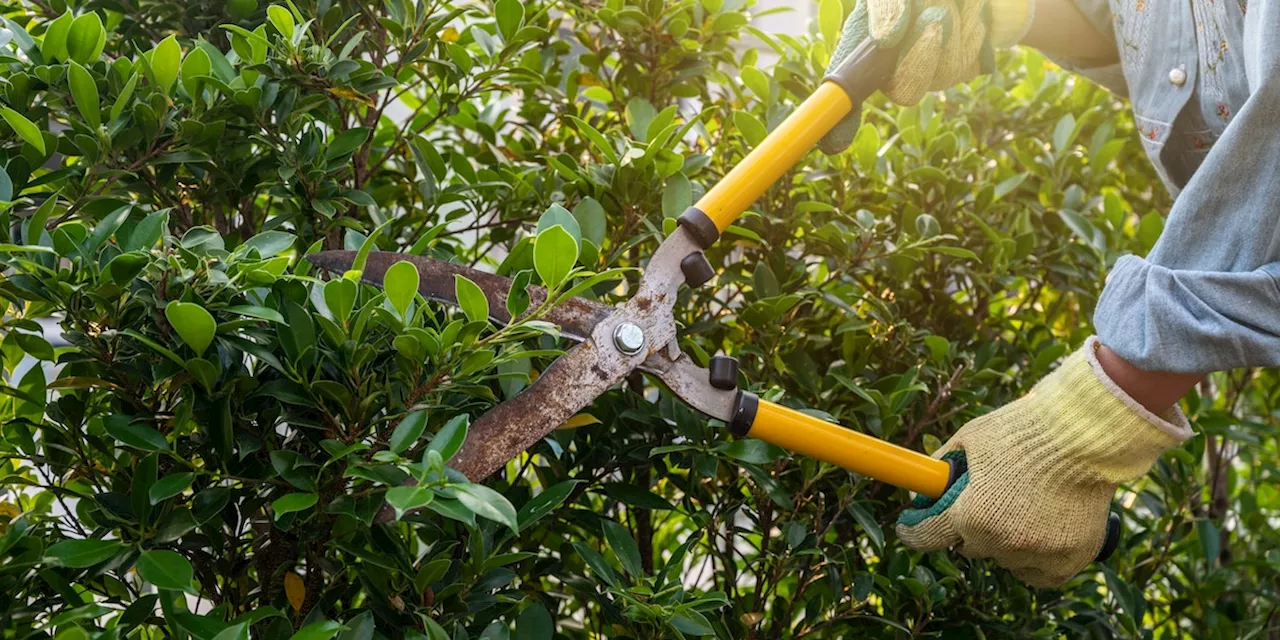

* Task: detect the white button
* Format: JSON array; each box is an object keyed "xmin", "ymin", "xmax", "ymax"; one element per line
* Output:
[{"xmin": 1169, "ymin": 67, "xmax": 1187, "ymax": 86}]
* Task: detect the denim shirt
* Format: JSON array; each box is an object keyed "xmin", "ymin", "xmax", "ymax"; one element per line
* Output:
[{"xmin": 1051, "ymin": 0, "xmax": 1280, "ymax": 374}]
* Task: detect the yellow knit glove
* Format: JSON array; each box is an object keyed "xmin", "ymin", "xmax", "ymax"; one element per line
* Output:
[
  {"xmin": 895, "ymin": 338, "xmax": 1193, "ymax": 587},
  {"xmin": 820, "ymin": 0, "xmax": 1034, "ymax": 154}
]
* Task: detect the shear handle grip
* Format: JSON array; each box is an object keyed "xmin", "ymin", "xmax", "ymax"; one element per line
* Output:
[
  {"xmin": 676, "ymin": 40, "xmax": 899, "ymax": 248},
  {"xmin": 732, "ymin": 393, "xmax": 1121, "ymax": 562},
  {"xmin": 732, "ymin": 393, "xmax": 953, "ymax": 499}
]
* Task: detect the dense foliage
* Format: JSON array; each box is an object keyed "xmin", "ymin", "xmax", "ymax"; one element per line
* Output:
[{"xmin": 1, "ymin": 0, "xmax": 1277, "ymax": 638}]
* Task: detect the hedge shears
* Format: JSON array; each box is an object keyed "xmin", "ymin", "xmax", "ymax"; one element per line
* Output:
[{"xmin": 310, "ymin": 39, "xmax": 1119, "ymax": 559}]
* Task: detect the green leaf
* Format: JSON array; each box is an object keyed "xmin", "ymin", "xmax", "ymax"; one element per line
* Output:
[
  {"xmin": 165, "ymin": 302, "xmax": 216, "ymax": 356},
  {"xmin": 603, "ymin": 520, "xmax": 644, "ymax": 577},
  {"xmin": 452, "ymin": 483, "xmax": 518, "ymax": 532},
  {"xmin": 67, "ymin": 61, "xmax": 100, "ymax": 128},
  {"xmin": 662, "ymin": 173, "xmax": 691, "ymax": 219},
  {"xmin": 752, "ymin": 262, "xmax": 779, "ymax": 298},
  {"xmin": 426, "ymin": 414, "xmax": 468, "ymax": 462},
  {"xmin": 226, "ymin": 305, "xmax": 285, "ymax": 324},
  {"xmin": 323, "ymin": 278, "xmax": 357, "ymax": 322},
  {"xmin": 390, "ymin": 410, "xmax": 428, "ymax": 454},
  {"xmin": 716, "ymin": 439, "xmax": 784, "ymax": 464},
  {"xmin": 150, "ymin": 35, "xmax": 182, "ymax": 95},
  {"xmin": 454, "ymin": 275, "xmax": 489, "ymax": 324},
  {"xmin": 124, "ymin": 329, "xmax": 186, "ymax": 367},
  {"xmin": 534, "ymin": 225, "xmax": 577, "ymax": 288},
  {"xmin": 386, "ymin": 485, "xmax": 434, "ymax": 519},
  {"xmin": 212, "ymin": 623, "xmax": 250, "ymax": 640},
  {"xmin": 1197, "ymin": 518, "xmax": 1221, "ymax": 565},
  {"xmin": 123, "ymin": 208, "xmax": 167, "ymax": 251},
  {"xmin": 66, "ymin": 12, "xmax": 106, "ymax": 63},
  {"xmin": 495, "ymin": 0, "xmax": 524, "ymax": 42},
  {"xmin": 149, "ymin": 472, "xmax": 195, "ymax": 505},
  {"xmin": 818, "ymin": 0, "xmax": 844, "ymax": 45},
  {"xmin": 110, "ymin": 73, "xmax": 139, "ymax": 123},
  {"xmin": 348, "ymin": 224, "xmax": 386, "ymax": 279},
  {"xmin": 566, "ymin": 116, "xmax": 619, "ymax": 164},
  {"xmin": 517, "ymin": 480, "xmax": 579, "ymax": 531},
  {"xmin": 852, "ymin": 122, "xmax": 880, "ymax": 171},
  {"xmin": 1138, "ymin": 211, "xmax": 1164, "ymax": 250},
  {"xmin": 326, "ymin": 127, "xmax": 370, "ymax": 160},
  {"xmin": 671, "ymin": 612, "xmax": 714, "ymax": 636},
  {"xmin": 272, "ymin": 492, "xmax": 319, "ymax": 517},
  {"xmin": 15, "ymin": 333, "xmax": 55, "ymax": 361},
  {"xmin": 180, "ymin": 47, "xmax": 211, "ymax": 98},
  {"xmin": 733, "ymin": 111, "xmax": 767, "ymax": 146},
  {"xmin": 571, "ymin": 198, "xmax": 607, "ymax": 247},
  {"xmin": 288, "ymin": 621, "xmax": 345, "ymax": 640},
  {"xmin": 46, "ymin": 539, "xmax": 123, "ymax": 568},
  {"xmin": 105, "ymin": 419, "xmax": 169, "ymax": 451},
  {"xmin": 40, "ymin": 11, "xmax": 73, "ymax": 62},
  {"xmin": 536, "ymin": 204, "xmax": 581, "ymax": 247},
  {"xmin": 0, "ymin": 107, "xmax": 46, "ymax": 155},
  {"xmin": 847, "ymin": 503, "xmax": 884, "ymax": 550},
  {"xmin": 570, "ymin": 541, "xmax": 619, "ymax": 587},
  {"xmin": 136, "ymin": 549, "xmax": 194, "ymax": 590},
  {"xmin": 514, "ymin": 604, "xmax": 553, "ymax": 640},
  {"xmin": 83, "ymin": 204, "xmax": 130, "ymax": 254},
  {"xmin": 923, "ymin": 335, "xmax": 950, "ymax": 362},
  {"xmin": 384, "ymin": 260, "xmax": 420, "ymax": 316},
  {"xmin": 268, "ymin": 5, "xmax": 296, "ymax": 39},
  {"xmin": 741, "ymin": 66, "xmax": 770, "ymax": 103},
  {"xmin": 625, "ymin": 97, "xmax": 656, "ymax": 141}
]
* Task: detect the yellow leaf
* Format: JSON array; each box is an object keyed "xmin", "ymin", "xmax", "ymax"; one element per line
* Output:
[
  {"xmin": 442, "ymin": 27, "xmax": 459, "ymax": 43},
  {"xmin": 557, "ymin": 413, "xmax": 601, "ymax": 430},
  {"xmin": 325, "ymin": 86, "xmax": 376, "ymax": 107},
  {"xmin": 285, "ymin": 572, "xmax": 305, "ymax": 612}
]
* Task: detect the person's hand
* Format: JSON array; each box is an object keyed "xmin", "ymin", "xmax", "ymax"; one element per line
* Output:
[
  {"xmin": 895, "ymin": 338, "xmax": 1193, "ymax": 587},
  {"xmin": 819, "ymin": 0, "xmax": 1033, "ymax": 154}
]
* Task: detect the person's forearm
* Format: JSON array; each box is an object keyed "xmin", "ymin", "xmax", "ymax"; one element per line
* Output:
[
  {"xmin": 1019, "ymin": 0, "xmax": 1119, "ymax": 64},
  {"xmin": 1095, "ymin": 344, "xmax": 1202, "ymax": 414}
]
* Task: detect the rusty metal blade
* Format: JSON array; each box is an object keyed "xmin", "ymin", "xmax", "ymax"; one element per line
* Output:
[
  {"xmin": 450, "ymin": 339, "xmax": 628, "ymax": 480},
  {"xmin": 306, "ymin": 251, "xmax": 613, "ymax": 343}
]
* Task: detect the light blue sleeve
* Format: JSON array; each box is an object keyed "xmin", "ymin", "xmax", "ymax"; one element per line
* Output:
[
  {"xmin": 1039, "ymin": 0, "xmax": 1129, "ymax": 97},
  {"xmin": 1093, "ymin": 4, "xmax": 1280, "ymax": 374}
]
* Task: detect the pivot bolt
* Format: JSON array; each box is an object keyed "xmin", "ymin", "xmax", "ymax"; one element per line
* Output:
[{"xmin": 613, "ymin": 322, "xmax": 645, "ymax": 355}]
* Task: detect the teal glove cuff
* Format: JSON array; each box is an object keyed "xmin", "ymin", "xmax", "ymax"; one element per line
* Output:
[{"xmin": 896, "ymin": 451, "xmax": 968, "ymax": 527}]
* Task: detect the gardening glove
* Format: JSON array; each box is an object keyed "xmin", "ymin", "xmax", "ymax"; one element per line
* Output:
[
  {"xmin": 819, "ymin": 0, "xmax": 1034, "ymax": 154},
  {"xmin": 895, "ymin": 338, "xmax": 1193, "ymax": 587}
]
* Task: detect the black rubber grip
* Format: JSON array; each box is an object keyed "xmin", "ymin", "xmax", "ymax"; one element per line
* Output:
[
  {"xmin": 821, "ymin": 38, "xmax": 899, "ymax": 107},
  {"xmin": 728, "ymin": 391, "xmax": 758, "ymax": 438},
  {"xmin": 676, "ymin": 207, "xmax": 719, "ymax": 249},
  {"xmin": 1096, "ymin": 512, "xmax": 1122, "ymax": 562}
]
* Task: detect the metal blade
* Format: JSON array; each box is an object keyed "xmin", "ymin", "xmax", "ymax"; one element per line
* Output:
[
  {"xmin": 450, "ymin": 339, "xmax": 629, "ymax": 480},
  {"xmin": 306, "ymin": 251, "xmax": 614, "ymax": 343}
]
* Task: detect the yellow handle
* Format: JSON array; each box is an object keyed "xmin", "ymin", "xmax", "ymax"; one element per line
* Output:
[
  {"xmin": 745, "ymin": 398, "xmax": 952, "ymax": 499},
  {"xmin": 693, "ymin": 83, "xmax": 855, "ymax": 233}
]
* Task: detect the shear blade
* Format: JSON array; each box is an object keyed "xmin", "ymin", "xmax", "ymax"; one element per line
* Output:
[
  {"xmin": 308, "ymin": 250, "xmax": 646, "ymax": 479},
  {"xmin": 306, "ymin": 251, "xmax": 614, "ymax": 343}
]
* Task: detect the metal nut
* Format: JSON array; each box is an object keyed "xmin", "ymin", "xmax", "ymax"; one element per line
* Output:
[{"xmin": 613, "ymin": 322, "xmax": 645, "ymax": 355}]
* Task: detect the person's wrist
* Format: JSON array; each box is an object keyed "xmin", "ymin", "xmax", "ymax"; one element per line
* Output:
[
  {"xmin": 1093, "ymin": 342, "xmax": 1202, "ymax": 415},
  {"xmin": 987, "ymin": 0, "xmax": 1035, "ymax": 48}
]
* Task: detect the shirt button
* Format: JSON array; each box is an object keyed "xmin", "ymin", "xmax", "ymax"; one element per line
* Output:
[{"xmin": 1169, "ymin": 67, "xmax": 1187, "ymax": 86}]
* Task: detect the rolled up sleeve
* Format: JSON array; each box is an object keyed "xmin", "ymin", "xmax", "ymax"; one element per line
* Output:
[{"xmin": 1094, "ymin": 6, "xmax": 1280, "ymax": 373}]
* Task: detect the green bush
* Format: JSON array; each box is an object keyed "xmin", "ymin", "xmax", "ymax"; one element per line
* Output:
[{"xmin": 1, "ymin": 0, "xmax": 1277, "ymax": 638}]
